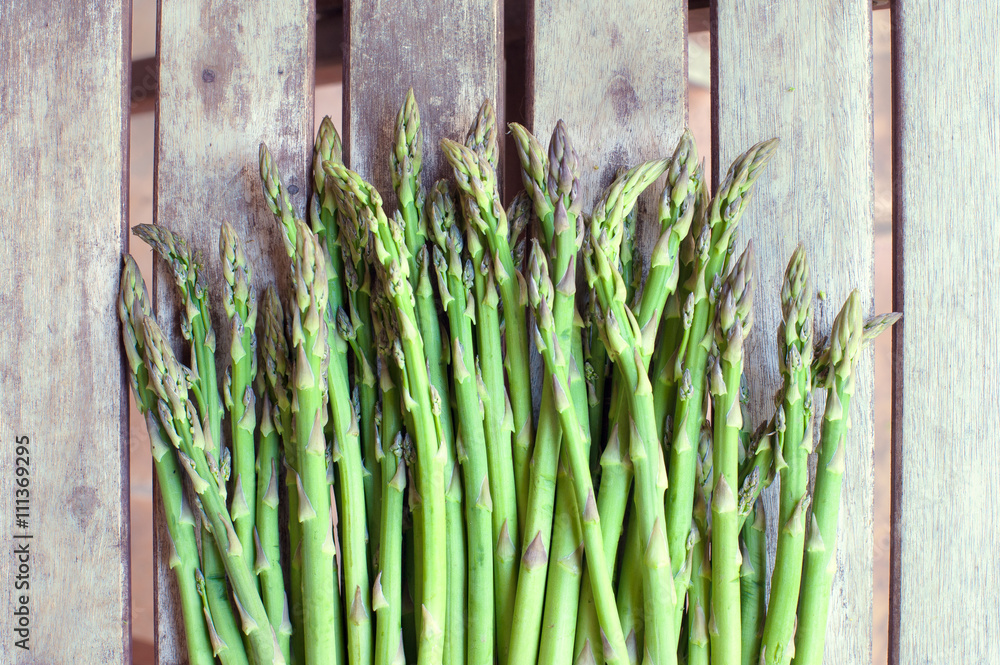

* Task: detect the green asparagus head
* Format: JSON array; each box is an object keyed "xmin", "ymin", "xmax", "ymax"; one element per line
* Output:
[
  {"xmin": 219, "ymin": 221, "xmax": 257, "ymax": 323},
  {"xmin": 508, "ymin": 122, "xmax": 553, "ymax": 225},
  {"xmin": 439, "ymin": 137, "xmax": 509, "ymax": 240},
  {"xmin": 465, "ymin": 98, "xmax": 499, "ymax": 172},
  {"xmin": 507, "ymin": 190, "xmax": 532, "ymax": 248},
  {"xmin": 119, "ymin": 255, "xmax": 154, "ymax": 413},
  {"xmin": 710, "ymin": 138, "xmax": 779, "ymax": 235},
  {"xmin": 546, "ymin": 119, "xmax": 582, "ymax": 216},
  {"xmin": 291, "ymin": 217, "xmax": 330, "ymax": 371},
  {"xmin": 590, "ymin": 158, "xmax": 669, "ymax": 271},
  {"xmin": 716, "ymin": 241, "xmax": 756, "ymax": 348},
  {"xmin": 391, "ymin": 89, "xmax": 424, "ymax": 214},
  {"xmin": 778, "ymin": 245, "xmax": 814, "ymax": 373},
  {"xmin": 813, "ymin": 311, "xmax": 900, "ymax": 385},
  {"xmin": 260, "ymin": 286, "xmax": 291, "ymax": 414},
  {"xmin": 313, "ymin": 115, "xmax": 343, "ymax": 195},
  {"xmin": 826, "ymin": 290, "xmax": 864, "ymax": 388},
  {"xmin": 259, "ymin": 142, "xmax": 298, "ymax": 257},
  {"xmin": 426, "ymin": 179, "xmax": 457, "ymax": 251}
]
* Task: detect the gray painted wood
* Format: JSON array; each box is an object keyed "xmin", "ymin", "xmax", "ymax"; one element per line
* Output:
[
  {"xmin": 0, "ymin": 1, "xmax": 131, "ymax": 662},
  {"xmin": 890, "ymin": 4, "xmax": 1000, "ymax": 663},
  {"xmin": 153, "ymin": 2, "xmax": 314, "ymax": 661},
  {"xmin": 715, "ymin": 2, "xmax": 875, "ymax": 663},
  {"xmin": 344, "ymin": 0, "xmax": 503, "ymax": 202},
  {"xmin": 528, "ymin": 0, "xmax": 688, "ymax": 237}
]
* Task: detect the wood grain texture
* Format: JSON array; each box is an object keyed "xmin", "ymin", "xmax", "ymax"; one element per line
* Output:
[
  {"xmin": 714, "ymin": 2, "xmax": 874, "ymax": 662},
  {"xmin": 890, "ymin": 4, "xmax": 1000, "ymax": 663},
  {"xmin": 344, "ymin": 0, "xmax": 503, "ymax": 201},
  {"xmin": 153, "ymin": 2, "xmax": 314, "ymax": 661},
  {"xmin": 0, "ymin": 1, "xmax": 131, "ymax": 663},
  {"xmin": 528, "ymin": 0, "xmax": 687, "ymax": 235}
]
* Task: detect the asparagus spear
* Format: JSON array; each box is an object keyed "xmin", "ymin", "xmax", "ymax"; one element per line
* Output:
[
  {"xmin": 761, "ymin": 247, "xmax": 814, "ymax": 665},
  {"xmin": 141, "ymin": 315, "xmax": 279, "ymax": 664},
  {"xmin": 440, "ymin": 137, "xmax": 521, "ymax": 665},
  {"xmin": 331, "ymin": 308, "xmax": 374, "ymax": 665},
  {"xmin": 578, "ymin": 140, "xmax": 698, "ymax": 656},
  {"xmin": 429, "ymin": 182, "xmax": 496, "ymax": 665},
  {"xmin": 372, "ymin": 278, "xmax": 408, "ymax": 665},
  {"xmin": 286, "ymin": 217, "xmax": 341, "ymax": 665},
  {"xmin": 708, "ymin": 243, "xmax": 755, "ymax": 665},
  {"xmin": 260, "ymin": 287, "xmax": 303, "ymax": 665},
  {"xmin": 328, "ymin": 163, "xmax": 448, "ymax": 665},
  {"xmin": 445, "ymin": 114, "xmax": 535, "ymax": 522},
  {"xmin": 219, "ymin": 221, "xmax": 259, "ymax": 578},
  {"xmin": 132, "ymin": 224, "xmax": 245, "ymax": 664},
  {"xmin": 740, "ymin": 500, "xmax": 767, "ymax": 665},
  {"xmin": 688, "ymin": 426, "xmax": 714, "ymax": 665},
  {"xmin": 507, "ymin": 121, "xmax": 588, "ymax": 665},
  {"xmin": 527, "ymin": 242, "xmax": 629, "ymax": 665},
  {"xmin": 260, "ymin": 142, "xmax": 299, "ymax": 258},
  {"xmin": 586, "ymin": 161, "xmax": 677, "ymax": 665},
  {"xmin": 534, "ymin": 122, "xmax": 590, "ymax": 665},
  {"xmin": 791, "ymin": 292, "xmax": 865, "ymax": 665},
  {"xmin": 118, "ymin": 257, "xmax": 215, "ymax": 665},
  {"xmin": 315, "ymin": 116, "xmax": 383, "ymax": 570},
  {"xmin": 255, "ymin": 395, "xmax": 292, "ymax": 664},
  {"xmin": 665, "ymin": 139, "xmax": 778, "ymax": 612}
]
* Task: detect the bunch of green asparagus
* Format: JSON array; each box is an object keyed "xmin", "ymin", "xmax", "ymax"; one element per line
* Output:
[{"xmin": 120, "ymin": 90, "xmax": 898, "ymax": 665}]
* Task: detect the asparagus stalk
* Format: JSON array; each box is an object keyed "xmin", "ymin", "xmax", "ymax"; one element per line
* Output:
[
  {"xmin": 446, "ymin": 114, "xmax": 535, "ymax": 522},
  {"xmin": 440, "ymin": 139, "xmax": 520, "ymax": 665},
  {"xmin": 586, "ymin": 161, "xmax": 677, "ymax": 665},
  {"xmin": 260, "ymin": 287, "xmax": 303, "ymax": 665},
  {"xmin": 372, "ymin": 279, "xmax": 408, "ymax": 665},
  {"xmin": 536, "ymin": 468, "xmax": 584, "ymax": 665},
  {"xmin": 260, "ymin": 142, "xmax": 299, "ymax": 258},
  {"xmin": 740, "ymin": 500, "xmax": 767, "ymax": 665},
  {"xmin": 328, "ymin": 163, "xmax": 448, "ymax": 665},
  {"xmin": 688, "ymin": 426, "xmax": 714, "ymax": 665},
  {"xmin": 575, "ymin": 133, "xmax": 698, "ymax": 663},
  {"xmin": 332, "ymin": 309, "xmax": 374, "ymax": 665},
  {"xmin": 615, "ymin": 516, "xmax": 644, "ymax": 661},
  {"xmin": 760, "ymin": 247, "xmax": 815, "ymax": 665},
  {"xmin": 141, "ymin": 315, "xmax": 279, "ymax": 664},
  {"xmin": 708, "ymin": 243, "xmax": 755, "ymax": 665},
  {"xmin": 315, "ymin": 116, "xmax": 383, "ymax": 570},
  {"xmin": 429, "ymin": 183, "xmax": 496, "ymax": 665},
  {"xmin": 791, "ymin": 292, "xmax": 865, "ymax": 665},
  {"xmin": 286, "ymin": 217, "xmax": 341, "ymax": 665},
  {"xmin": 534, "ymin": 122, "xmax": 590, "ymax": 665},
  {"xmin": 507, "ymin": 121, "xmax": 589, "ymax": 665},
  {"xmin": 256, "ymin": 395, "xmax": 292, "ymax": 664},
  {"xmin": 527, "ymin": 243, "xmax": 629, "ymax": 665},
  {"xmin": 220, "ymin": 221, "xmax": 259, "ymax": 577},
  {"xmin": 665, "ymin": 139, "xmax": 778, "ymax": 609},
  {"xmin": 118, "ymin": 257, "xmax": 215, "ymax": 665},
  {"xmin": 132, "ymin": 225, "xmax": 246, "ymax": 664}
]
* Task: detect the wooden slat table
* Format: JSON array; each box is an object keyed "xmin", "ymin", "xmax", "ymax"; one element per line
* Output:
[
  {"xmin": 891, "ymin": 3, "xmax": 1000, "ymax": 663},
  {"xmin": 0, "ymin": 1, "xmax": 131, "ymax": 662}
]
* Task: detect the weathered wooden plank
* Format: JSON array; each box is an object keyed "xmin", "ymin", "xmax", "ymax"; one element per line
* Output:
[
  {"xmin": 154, "ymin": 2, "xmax": 314, "ymax": 661},
  {"xmin": 0, "ymin": 1, "xmax": 131, "ymax": 663},
  {"xmin": 890, "ymin": 4, "xmax": 1000, "ymax": 663},
  {"xmin": 344, "ymin": 0, "xmax": 503, "ymax": 199},
  {"xmin": 527, "ymin": 0, "xmax": 687, "ymax": 228},
  {"xmin": 715, "ymin": 2, "xmax": 874, "ymax": 663}
]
